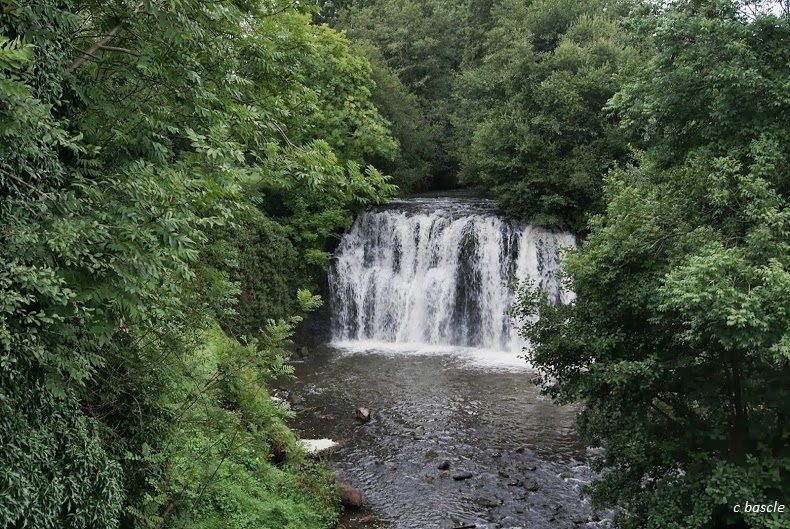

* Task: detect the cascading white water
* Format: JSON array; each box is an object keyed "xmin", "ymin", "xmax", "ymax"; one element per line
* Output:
[{"xmin": 329, "ymin": 196, "xmax": 574, "ymax": 355}]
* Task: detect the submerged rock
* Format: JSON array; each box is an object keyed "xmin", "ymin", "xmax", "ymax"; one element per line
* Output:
[
  {"xmin": 475, "ymin": 496, "xmax": 500, "ymax": 508},
  {"xmin": 437, "ymin": 460, "xmax": 451, "ymax": 470},
  {"xmin": 523, "ymin": 478, "xmax": 540, "ymax": 491},
  {"xmin": 452, "ymin": 471, "xmax": 473, "ymax": 481}
]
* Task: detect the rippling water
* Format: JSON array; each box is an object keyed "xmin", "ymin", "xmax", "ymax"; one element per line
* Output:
[{"xmin": 284, "ymin": 347, "xmax": 607, "ymax": 529}]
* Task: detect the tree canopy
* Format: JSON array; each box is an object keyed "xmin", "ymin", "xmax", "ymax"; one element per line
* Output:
[
  {"xmin": 517, "ymin": 2, "xmax": 789, "ymax": 527},
  {"xmin": 1, "ymin": 0, "xmax": 394, "ymax": 526}
]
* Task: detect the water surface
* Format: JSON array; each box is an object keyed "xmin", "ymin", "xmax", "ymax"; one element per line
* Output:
[{"xmin": 284, "ymin": 347, "xmax": 606, "ymax": 529}]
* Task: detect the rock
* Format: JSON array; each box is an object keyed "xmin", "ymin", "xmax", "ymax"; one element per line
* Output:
[
  {"xmin": 491, "ymin": 451, "xmax": 502, "ymax": 458},
  {"xmin": 452, "ymin": 471, "xmax": 473, "ymax": 481},
  {"xmin": 355, "ymin": 406, "xmax": 371, "ymax": 422},
  {"xmin": 498, "ymin": 470, "xmax": 510, "ymax": 478},
  {"xmin": 507, "ymin": 479, "xmax": 523, "ymax": 487},
  {"xmin": 525, "ymin": 465, "xmax": 537, "ymax": 471},
  {"xmin": 290, "ymin": 394, "xmax": 304, "ymax": 406},
  {"xmin": 299, "ymin": 438, "xmax": 338, "ymax": 455},
  {"xmin": 573, "ymin": 515, "xmax": 588, "ymax": 525},
  {"xmin": 475, "ymin": 496, "xmax": 500, "ymax": 509},
  {"xmin": 357, "ymin": 515, "xmax": 376, "ymax": 525},
  {"xmin": 426, "ymin": 448, "xmax": 439, "ymax": 459},
  {"xmin": 591, "ymin": 514, "xmax": 601, "ymax": 522},
  {"xmin": 337, "ymin": 481, "xmax": 363, "ymax": 508},
  {"xmin": 515, "ymin": 447, "xmax": 525, "ymax": 453},
  {"xmin": 523, "ymin": 477, "xmax": 539, "ymax": 492},
  {"xmin": 437, "ymin": 460, "xmax": 451, "ymax": 470}
]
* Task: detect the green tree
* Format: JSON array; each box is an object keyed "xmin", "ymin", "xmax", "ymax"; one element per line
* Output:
[
  {"xmin": 0, "ymin": 0, "xmax": 395, "ymax": 527},
  {"xmin": 455, "ymin": 0, "xmax": 634, "ymax": 231},
  {"xmin": 517, "ymin": 2, "xmax": 789, "ymax": 527},
  {"xmin": 348, "ymin": 39, "xmax": 436, "ymax": 191},
  {"xmin": 334, "ymin": 0, "xmax": 467, "ymax": 188}
]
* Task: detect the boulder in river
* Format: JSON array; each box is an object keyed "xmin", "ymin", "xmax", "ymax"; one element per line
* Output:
[
  {"xmin": 524, "ymin": 477, "xmax": 540, "ymax": 491},
  {"xmin": 452, "ymin": 471, "xmax": 473, "ymax": 481},
  {"xmin": 437, "ymin": 460, "xmax": 450, "ymax": 470},
  {"xmin": 337, "ymin": 481, "xmax": 364, "ymax": 508},
  {"xmin": 355, "ymin": 406, "xmax": 371, "ymax": 422}
]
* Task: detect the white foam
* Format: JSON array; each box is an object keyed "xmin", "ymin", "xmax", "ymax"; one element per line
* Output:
[
  {"xmin": 330, "ymin": 339, "xmax": 534, "ymax": 371},
  {"xmin": 329, "ymin": 200, "xmax": 575, "ymax": 356},
  {"xmin": 299, "ymin": 438, "xmax": 339, "ymax": 454}
]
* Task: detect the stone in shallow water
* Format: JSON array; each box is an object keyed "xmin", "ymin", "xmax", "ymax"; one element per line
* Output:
[
  {"xmin": 337, "ymin": 481, "xmax": 364, "ymax": 508},
  {"xmin": 356, "ymin": 406, "xmax": 371, "ymax": 422},
  {"xmin": 438, "ymin": 460, "xmax": 451, "ymax": 470},
  {"xmin": 452, "ymin": 471, "xmax": 473, "ymax": 481},
  {"xmin": 475, "ymin": 496, "xmax": 501, "ymax": 508}
]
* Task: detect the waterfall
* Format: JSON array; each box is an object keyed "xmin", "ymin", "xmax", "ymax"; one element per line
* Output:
[{"xmin": 328, "ymin": 196, "xmax": 574, "ymax": 355}]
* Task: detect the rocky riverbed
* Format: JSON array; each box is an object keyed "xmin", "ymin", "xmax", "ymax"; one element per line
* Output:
[{"xmin": 282, "ymin": 346, "xmax": 608, "ymax": 529}]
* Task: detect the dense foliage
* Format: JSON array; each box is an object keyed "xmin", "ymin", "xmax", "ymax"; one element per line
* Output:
[
  {"xmin": 0, "ymin": 0, "xmax": 394, "ymax": 527},
  {"xmin": 327, "ymin": 0, "xmax": 467, "ymax": 190},
  {"xmin": 324, "ymin": 0, "xmax": 636, "ymax": 229},
  {"xmin": 517, "ymin": 1, "xmax": 789, "ymax": 528},
  {"xmin": 454, "ymin": 0, "xmax": 635, "ymax": 231}
]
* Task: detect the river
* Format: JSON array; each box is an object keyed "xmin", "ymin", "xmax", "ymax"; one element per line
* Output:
[{"xmin": 284, "ymin": 195, "xmax": 607, "ymax": 529}]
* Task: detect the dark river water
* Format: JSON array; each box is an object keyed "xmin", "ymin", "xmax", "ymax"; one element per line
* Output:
[{"xmin": 283, "ymin": 346, "xmax": 607, "ymax": 529}]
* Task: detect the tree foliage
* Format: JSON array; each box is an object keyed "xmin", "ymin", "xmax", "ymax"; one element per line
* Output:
[
  {"xmin": 517, "ymin": 2, "xmax": 789, "ymax": 527},
  {"xmin": 455, "ymin": 0, "xmax": 635, "ymax": 231},
  {"xmin": 330, "ymin": 0, "xmax": 467, "ymax": 189},
  {"xmin": 0, "ymin": 0, "xmax": 394, "ymax": 526}
]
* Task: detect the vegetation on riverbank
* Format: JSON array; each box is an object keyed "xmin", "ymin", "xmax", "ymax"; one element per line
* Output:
[
  {"xmin": 0, "ymin": 0, "xmax": 394, "ymax": 527},
  {"xmin": 515, "ymin": 2, "xmax": 790, "ymax": 528}
]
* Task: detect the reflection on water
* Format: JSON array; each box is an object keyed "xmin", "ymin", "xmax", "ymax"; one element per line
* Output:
[{"xmin": 284, "ymin": 347, "xmax": 607, "ymax": 529}]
